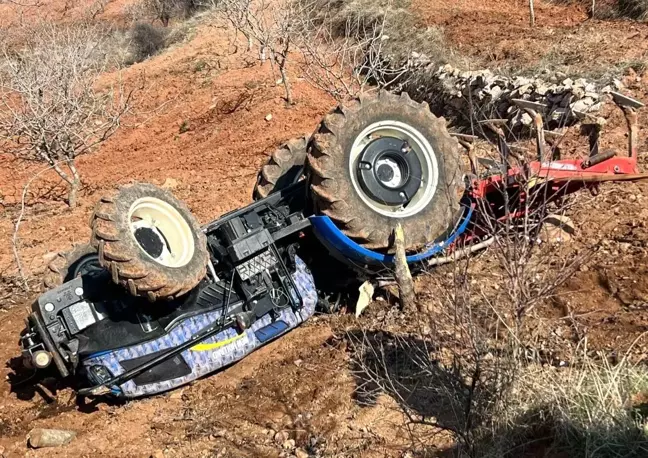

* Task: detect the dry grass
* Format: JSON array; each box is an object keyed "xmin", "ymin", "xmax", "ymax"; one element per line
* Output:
[
  {"xmin": 551, "ymin": 0, "xmax": 648, "ymax": 20},
  {"xmin": 617, "ymin": 0, "xmax": 648, "ymax": 19},
  {"xmin": 487, "ymin": 343, "xmax": 648, "ymax": 458},
  {"xmin": 323, "ymin": 0, "xmax": 456, "ymax": 66}
]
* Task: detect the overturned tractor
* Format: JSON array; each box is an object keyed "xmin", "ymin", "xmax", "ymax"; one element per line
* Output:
[{"xmin": 20, "ymin": 90, "xmax": 646, "ymax": 398}]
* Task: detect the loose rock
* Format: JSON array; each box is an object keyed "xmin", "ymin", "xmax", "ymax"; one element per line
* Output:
[{"xmin": 28, "ymin": 429, "xmax": 77, "ymax": 448}]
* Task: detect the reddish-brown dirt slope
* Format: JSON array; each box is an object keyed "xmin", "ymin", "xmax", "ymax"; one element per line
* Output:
[{"xmin": 2, "ymin": 1, "xmax": 648, "ymax": 457}]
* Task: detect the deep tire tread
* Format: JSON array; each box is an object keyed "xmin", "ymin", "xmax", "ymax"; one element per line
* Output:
[
  {"xmin": 306, "ymin": 90, "xmax": 464, "ymax": 250},
  {"xmin": 43, "ymin": 244, "xmax": 99, "ymax": 289},
  {"xmin": 253, "ymin": 136, "xmax": 309, "ymax": 200},
  {"xmin": 90, "ymin": 183, "xmax": 208, "ymax": 301}
]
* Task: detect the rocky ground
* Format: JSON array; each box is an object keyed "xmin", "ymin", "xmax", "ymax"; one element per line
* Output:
[{"xmin": 1, "ymin": 0, "xmax": 648, "ymax": 457}]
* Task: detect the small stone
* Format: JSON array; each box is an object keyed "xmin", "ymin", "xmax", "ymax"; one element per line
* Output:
[
  {"xmin": 295, "ymin": 448, "xmax": 309, "ymax": 458},
  {"xmin": 630, "ymin": 194, "xmax": 637, "ymax": 202},
  {"xmin": 519, "ymin": 112, "xmax": 533, "ymax": 126},
  {"xmin": 151, "ymin": 451, "xmax": 165, "ymax": 458},
  {"xmin": 282, "ymin": 439, "xmax": 296, "ymax": 450},
  {"xmin": 28, "ymin": 429, "xmax": 77, "ymax": 448},
  {"xmin": 162, "ymin": 177, "xmax": 179, "ymax": 190},
  {"xmin": 589, "ymin": 102, "xmax": 603, "ymax": 112},
  {"xmin": 571, "ymin": 98, "xmax": 594, "ymax": 113},
  {"xmin": 571, "ymin": 86, "xmax": 585, "ymax": 98},
  {"xmin": 562, "ymin": 78, "xmax": 574, "ymax": 87},
  {"xmin": 168, "ymin": 390, "xmax": 183, "ymax": 400},
  {"xmin": 294, "ymin": 359, "xmax": 303, "ymax": 367},
  {"xmin": 515, "ymin": 84, "xmax": 533, "ymax": 96},
  {"xmin": 212, "ymin": 429, "xmax": 227, "ymax": 438},
  {"xmin": 42, "ymin": 252, "xmax": 58, "ymax": 263},
  {"xmin": 265, "ymin": 114, "xmax": 273, "ymax": 121},
  {"xmin": 274, "ymin": 431, "xmax": 289, "ymax": 444}
]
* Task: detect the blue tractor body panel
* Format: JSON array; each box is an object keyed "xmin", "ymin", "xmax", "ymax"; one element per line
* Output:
[{"xmin": 309, "ymin": 202, "xmax": 474, "ymax": 268}]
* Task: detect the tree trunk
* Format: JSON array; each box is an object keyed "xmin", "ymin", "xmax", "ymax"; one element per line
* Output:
[
  {"xmin": 279, "ymin": 61, "xmax": 293, "ymax": 105},
  {"xmin": 67, "ymin": 161, "xmax": 81, "ymax": 208},
  {"xmin": 529, "ymin": 0, "xmax": 535, "ymax": 27},
  {"xmin": 278, "ymin": 40, "xmax": 293, "ymax": 105}
]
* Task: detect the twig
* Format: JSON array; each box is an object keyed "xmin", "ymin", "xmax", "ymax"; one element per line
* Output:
[{"xmin": 13, "ymin": 161, "xmax": 65, "ymax": 291}]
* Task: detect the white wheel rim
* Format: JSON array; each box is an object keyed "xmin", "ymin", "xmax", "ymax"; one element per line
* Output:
[
  {"xmin": 128, "ymin": 197, "xmax": 195, "ymax": 268},
  {"xmin": 349, "ymin": 120, "xmax": 439, "ymax": 218}
]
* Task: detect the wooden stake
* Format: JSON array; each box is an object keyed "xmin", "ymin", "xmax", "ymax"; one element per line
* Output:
[
  {"xmin": 394, "ymin": 223, "xmax": 416, "ymax": 313},
  {"xmin": 529, "ymin": 0, "xmax": 535, "ymax": 27}
]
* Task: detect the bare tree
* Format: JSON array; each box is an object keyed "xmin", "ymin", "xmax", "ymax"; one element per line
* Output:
[
  {"xmin": 0, "ymin": 23, "xmax": 133, "ymax": 208},
  {"xmin": 126, "ymin": 0, "xmax": 199, "ymax": 26},
  {"xmin": 294, "ymin": 1, "xmax": 418, "ymax": 101},
  {"xmin": 220, "ymin": 0, "xmax": 305, "ymax": 105}
]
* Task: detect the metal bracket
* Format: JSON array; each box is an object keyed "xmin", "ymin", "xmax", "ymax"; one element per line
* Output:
[
  {"xmin": 611, "ymin": 91, "xmax": 644, "ymax": 160},
  {"xmin": 512, "ymin": 99, "xmax": 549, "ymax": 162}
]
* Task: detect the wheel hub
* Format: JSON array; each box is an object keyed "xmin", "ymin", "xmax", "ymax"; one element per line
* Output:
[
  {"xmin": 356, "ymin": 137, "xmax": 423, "ymax": 206},
  {"xmin": 127, "ymin": 197, "xmax": 195, "ymax": 268},
  {"xmin": 134, "ymin": 226, "xmax": 165, "ymax": 259}
]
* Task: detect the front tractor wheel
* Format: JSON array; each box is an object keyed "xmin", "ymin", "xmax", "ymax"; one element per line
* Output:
[
  {"xmin": 307, "ymin": 91, "xmax": 465, "ymax": 251},
  {"xmin": 89, "ymin": 183, "xmax": 208, "ymax": 301}
]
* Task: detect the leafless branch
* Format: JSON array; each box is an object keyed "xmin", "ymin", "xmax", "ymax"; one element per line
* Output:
[{"xmin": 0, "ymin": 22, "xmax": 134, "ymax": 208}]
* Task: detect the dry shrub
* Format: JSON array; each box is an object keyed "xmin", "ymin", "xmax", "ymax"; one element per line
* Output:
[
  {"xmin": 125, "ymin": 0, "xmax": 204, "ymax": 26},
  {"xmin": 0, "ymin": 22, "xmax": 132, "ymax": 208},
  {"xmin": 296, "ymin": 0, "xmax": 456, "ymax": 100},
  {"xmin": 617, "ymin": 0, "xmax": 648, "ymax": 19},
  {"xmin": 550, "ymin": 0, "xmax": 648, "ymax": 20},
  {"xmin": 318, "ymin": 0, "xmax": 452, "ymax": 67},
  {"xmin": 129, "ymin": 22, "xmax": 168, "ymax": 63}
]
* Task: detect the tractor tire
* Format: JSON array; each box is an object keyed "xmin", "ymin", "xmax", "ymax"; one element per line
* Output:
[
  {"xmin": 307, "ymin": 90, "xmax": 465, "ymax": 251},
  {"xmin": 89, "ymin": 183, "xmax": 208, "ymax": 301},
  {"xmin": 253, "ymin": 136, "xmax": 308, "ymax": 200},
  {"xmin": 43, "ymin": 244, "xmax": 102, "ymax": 289}
]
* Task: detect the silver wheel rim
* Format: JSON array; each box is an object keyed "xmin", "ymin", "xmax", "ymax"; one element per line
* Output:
[
  {"xmin": 348, "ymin": 120, "xmax": 439, "ymax": 218},
  {"xmin": 128, "ymin": 197, "xmax": 195, "ymax": 268}
]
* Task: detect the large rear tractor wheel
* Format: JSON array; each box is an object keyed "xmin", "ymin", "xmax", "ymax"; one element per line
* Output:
[
  {"xmin": 307, "ymin": 91, "xmax": 465, "ymax": 251},
  {"xmin": 253, "ymin": 136, "xmax": 308, "ymax": 200},
  {"xmin": 43, "ymin": 244, "xmax": 103, "ymax": 289},
  {"xmin": 89, "ymin": 183, "xmax": 208, "ymax": 301}
]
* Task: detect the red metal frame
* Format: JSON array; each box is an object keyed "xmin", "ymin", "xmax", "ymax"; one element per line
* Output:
[
  {"xmin": 468, "ymin": 95, "xmax": 645, "ymax": 200},
  {"xmin": 470, "ymin": 155, "xmax": 641, "ymax": 199}
]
